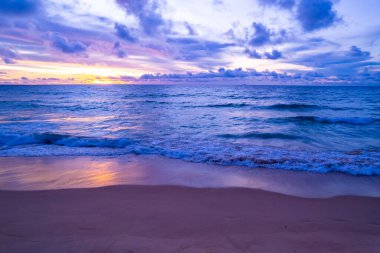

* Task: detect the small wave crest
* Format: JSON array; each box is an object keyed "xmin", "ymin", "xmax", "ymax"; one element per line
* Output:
[
  {"xmin": 201, "ymin": 103, "xmax": 251, "ymax": 108},
  {"xmin": 277, "ymin": 116, "xmax": 379, "ymax": 125},
  {"xmin": 217, "ymin": 132, "xmax": 302, "ymax": 140},
  {"xmin": 0, "ymin": 133, "xmax": 133, "ymax": 149},
  {"xmin": 266, "ymin": 103, "xmax": 322, "ymax": 110}
]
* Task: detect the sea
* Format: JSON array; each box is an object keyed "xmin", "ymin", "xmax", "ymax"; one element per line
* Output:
[{"xmin": 0, "ymin": 85, "xmax": 379, "ymax": 176}]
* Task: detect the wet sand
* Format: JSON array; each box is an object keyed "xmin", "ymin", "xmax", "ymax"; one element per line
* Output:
[
  {"xmin": 1, "ymin": 156, "xmax": 380, "ymax": 252},
  {"xmin": 1, "ymin": 185, "xmax": 380, "ymax": 253},
  {"xmin": 1, "ymin": 155, "xmax": 380, "ymax": 198}
]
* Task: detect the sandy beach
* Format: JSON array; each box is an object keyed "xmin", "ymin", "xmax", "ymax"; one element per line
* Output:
[{"xmin": 1, "ymin": 184, "xmax": 380, "ymax": 253}]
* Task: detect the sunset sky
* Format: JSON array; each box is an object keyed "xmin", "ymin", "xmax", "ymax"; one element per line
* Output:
[{"xmin": 0, "ymin": 0, "xmax": 379, "ymax": 84}]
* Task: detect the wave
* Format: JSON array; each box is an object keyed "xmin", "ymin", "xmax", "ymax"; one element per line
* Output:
[
  {"xmin": 200, "ymin": 103, "xmax": 251, "ymax": 108},
  {"xmin": 278, "ymin": 116, "xmax": 379, "ymax": 125},
  {"xmin": 315, "ymin": 117, "xmax": 379, "ymax": 125},
  {"xmin": 140, "ymin": 100, "xmax": 173, "ymax": 105},
  {"xmin": 266, "ymin": 103, "xmax": 322, "ymax": 110},
  {"xmin": 0, "ymin": 133, "xmax": 379, "ymax": 176},
  {"xmin": 0, "ymin": 133, "xmax": 133, "ymax": 149},
  {"xmin": 217, "ymin": 132, "xmax": 302, "ymax": 140}
]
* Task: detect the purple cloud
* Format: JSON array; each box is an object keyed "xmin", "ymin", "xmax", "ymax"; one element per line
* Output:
[
  {"xmin": 185, "ymin": 22, "xmax": 197, "ymax": 36},
  {"xmin": 114, "ymin": 23, "xmax": 137, "ymax": 43},
  {"xmin": 244, "ymin": 49, "xmax": 262, "ymax": 59},
  {"xmin": 249, "ymin": 22, "xmax": 271, "ymax": 46},
  {"xmin": 246, "ymin": 22, "xmax": 290, "ymax": 47},
  {"xmin": 113, "ymin": 41, "xmax": 128, "ymax": 58},
  {"xmin": 296, "ymin": 0, "xmax": 340, "ymax": 32},
  {"xmin": 264, "ymin": 49, "xmax": 282, "ymax": 59},
  {"xmin": 116, "ymin": 0, "xmax": 166, "ymax": 36},
  {"xmin": 348, "ymin": 46, "xmax": 370, "ymax": 58},
  {"xmin": 293, "ymin": 46, "xmax": 372, "ymax": 68},
  {"xmin": 0, "ymin": 0, "xmax": 41, "ymax": 15},
  {"xmin": 258, "ymin": 0, "xmax": 295, "ymax": 10},
  {"xmin": 0, "ymin": 46, "xmax": 19, "ymax": 64},
  {"xmin": 50, "ymin": 32, "xmax": 88, "ymax": 54},
  {"xmin": 166, "ymin": 37, "xmax": 234, "ymax": 61},
  {"xmin": 244, "ymin": 48, "xmax": 282, "ymax": 60}
]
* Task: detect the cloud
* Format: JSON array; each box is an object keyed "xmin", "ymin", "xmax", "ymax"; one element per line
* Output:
[
  {"xmin": 249, "ymin": 22, "xmax": 271, "ymax": 46},
  {"xmin": 116, "ymin": 0, "xmax": 166, "ymax": 36},
  {"xmin": 296, "ymin": 0, "xmax": 340, "ymax": 32},
  {"xmin": 289, "ymin": 45, "xmax": 379, "ymax": 80},
  {"xmin": 166, "ymin": 37, "xmax": 234, "ymax": 61},
  {"xmin": 113, "ymin": 41, "xmax": 128, "ymax": 58},
  {"xmin": 50, "ymin": 32, "xmax": 88, "ymax": 54},
  {"xmin": 0, "ymin": 0, "xmax": 40, "ymax": 15},
  {"xmin": 2, "ymin": 58, "xmax": 16, "ymax": 64},
  {"xmin": 132, "ymin": 67, "xmax": 356, "ymax": 84},
  {"xmin": 244, "ymin": 48, "xmax": 282, "ymax": 60},
  {"xmin": 257, "ymin": 0, "xmax": 295, "ymax": 9},
  {"xmin": 37, "ymin": 77, "xmax": 61, "ymax": 81},
  {"xmin": 348, "ymin": 46, "xmax": 370, "ymax": 58},
  {"xmin": 140, "ymin": 68, "xmax": 261, "ymax": 80},
  {"xmin": 185, "ymin": 22, "xmax": 197, "ymax": 36},
  {"xmin": 114, "ymin": 23, "xmax": 137, "ymax": 43},
  {"xmin": 213, "ymin": 0, "xmax": 224, "ymax": 6},
  {"xmin": 244, "ymin": 49, "xmax": 262, "ymax": 59},
  {"xmin": 246, "ymin": 22, "xmax": 290, "ymax": 47},
  {"xmin": 0, "ymin": 46, "xmax": 19, "ymax": 64},
  {"xmin": 264, "ymin": 49, "xmax": 282, "ymax": 59},
  {"xmin": 139, "ymin": 67, "xmax": 380, "ymax": 84},
  {"xmin": 293, "ymin": 46, "xmax": 371, "ymax": 68}
]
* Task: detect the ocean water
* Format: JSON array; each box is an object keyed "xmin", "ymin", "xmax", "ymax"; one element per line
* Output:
[{"xmin": 0, "ymin": 85, "xmax": 379, "ymax": 175}]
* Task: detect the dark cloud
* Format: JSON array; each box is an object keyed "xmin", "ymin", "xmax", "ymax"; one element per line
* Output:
[
  {"xmin": 113, "ymin": 41, "xmax": 128, "ymax": 58},
  {"xmin": 166, "ymin": 37, "xmax": 234, "ymax": 61},
  {"xmin": 116, "ymin": 0, "xmax": 166, "ymax": 36},
  {"xmin": 293, "ymin": 46, "xmax": 371, "ymax": 68},
  {"xmin": 0, "ymin": 0, "xmax": 40, "ymax": 15},
  {"xmin": 249, "ymin": 22, "xmax": 271, "ymax": 46},
  {"xmin": 244, "ymin": 48, "xmax": 282, "ymax": 60},
  {"xmin": 50, "ymin": 32, "xmax": 88, "ymax": 54},
  {"xmin": 244, "ymin": 49, "xmax": 262, "ymax": 59},
  {"xmin": 287, "ymin": 37, "xmax": 338, "ymax": 53},
  {"xmin": 185, "ymin": 22, "xmax": 197, "ymax": 36},
  {"xmin": 38, "ymin": 77, "xmax": 60, "ymax": 81},
  {"xmin": 348, "ymin": 46, "xmax": 370, "ymax": 58},
  {"xmin": 114, "ymin": 23, "xmax": 136, "ymax": 43},
  {"xmin": 0, "ymin": 46, "xmax": 19, "ymax": 64},
  {"xmin": 290, "ymin": 46, "xmax": 379, "ymax": 80},
  {"xmin": 257, "ymin": 0, "xmax": 340, "ymax": 32},
  {"xmin": 135, "ymin": 68, "xmax": 335, "ymax": 84},
  {"xmin": 296, "ymin": 0, "xmax": 340, "ymax": 32},
  {"xmin": 258, "ymin": 0, "xmax": 295, "ymax": 9},
  {"xmin": 264, "ymin": 49, "xmax": 282, "ymax": 59},
  {"xmin": 140, "ymin": 68, "xmax": 261, "ymax": 80},
  {"xmin": 246, "ymin": 22, "xmax": 290, "ymax": 47},
  {"xmin": 2, "ymin": 58, "xmax": 16, "ymax": 64}
]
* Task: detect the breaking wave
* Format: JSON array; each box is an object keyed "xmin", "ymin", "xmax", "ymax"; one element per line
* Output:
[{"xmin": 276, "ymin": 116, "xmax": 379, "ymax": 125}]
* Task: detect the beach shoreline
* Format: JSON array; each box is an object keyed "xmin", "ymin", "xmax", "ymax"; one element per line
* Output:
[
  {"xmin": 1, "ymin": 155, "xmax": 380, "ymax": 252},
  {"xmin": 1, "ymin": 184, "xmax": 380, "ymax": 253},
  {"xmin": 1, "ymin": 155, "xmax": 380, "ymax": 198}
]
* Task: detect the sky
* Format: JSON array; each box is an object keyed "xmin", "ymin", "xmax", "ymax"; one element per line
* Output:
[{"xmin": 0, "ymin": 0, "xmax": 379, "ymax": 85}]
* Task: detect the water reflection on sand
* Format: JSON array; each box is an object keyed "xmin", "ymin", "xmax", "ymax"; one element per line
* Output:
[{"xmin": 1, "ymin": 155, "xmax": 380, "ymax": 198}]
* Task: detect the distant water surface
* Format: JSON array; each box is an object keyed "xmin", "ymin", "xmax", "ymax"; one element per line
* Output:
[{"xmin": 0, "ymin": 85, "xmax": 379, "ymax": 175}]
